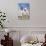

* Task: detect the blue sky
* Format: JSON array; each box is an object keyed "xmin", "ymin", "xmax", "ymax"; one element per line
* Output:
[{"xmin": 19, "ymin": 3, "xmax": 30, "ymax": 10}]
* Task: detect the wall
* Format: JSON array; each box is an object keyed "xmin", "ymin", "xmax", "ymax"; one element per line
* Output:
[{"xmin": 0, "ymin": 0, "xmax": 46, "ymax": 27}]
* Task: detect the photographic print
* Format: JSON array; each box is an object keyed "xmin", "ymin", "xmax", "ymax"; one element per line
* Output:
[{"xmin": 18, "ymin": 3, "xmax": 30, "ymax": 20}]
